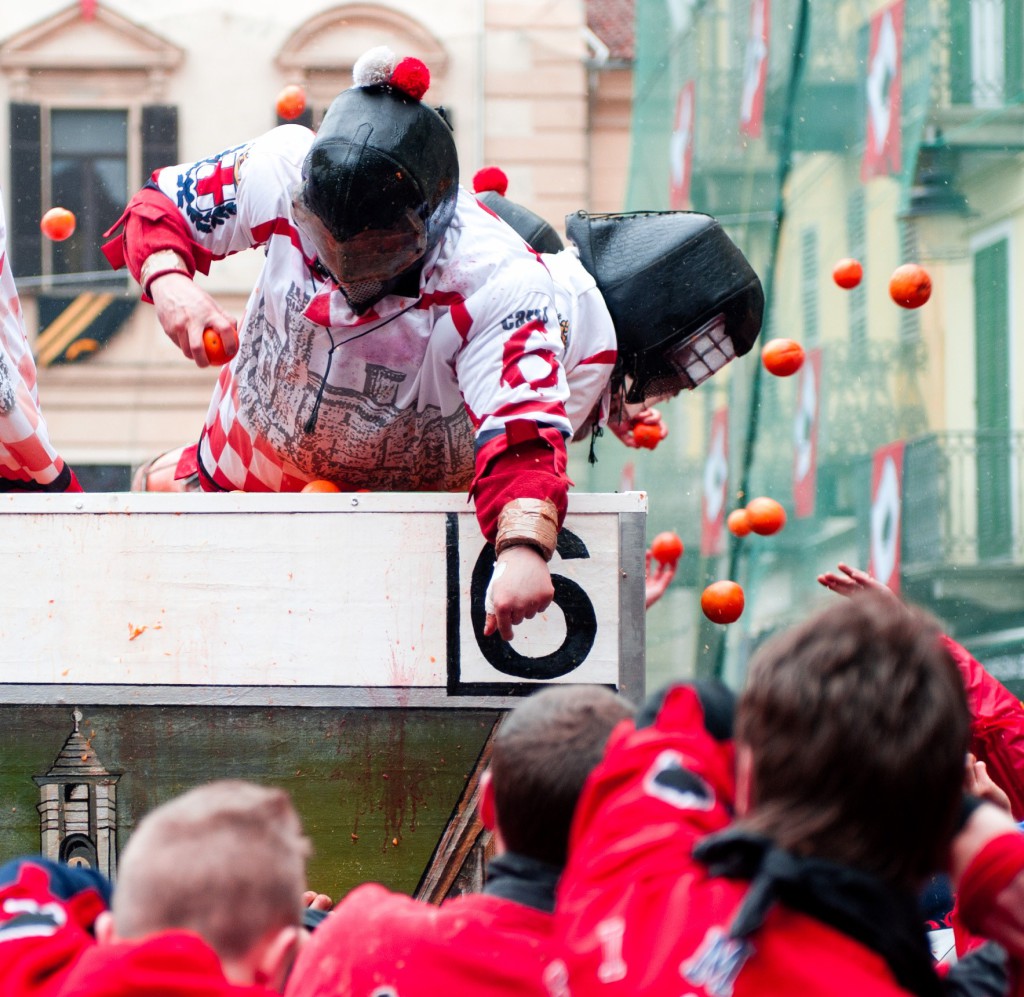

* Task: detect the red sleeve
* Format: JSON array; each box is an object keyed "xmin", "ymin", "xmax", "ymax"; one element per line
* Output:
[
  {"xmin": 101, "ymin": 186, "xmax": 216, "ymax": 299},
  {"xmin": 956, "ymin": 831, "xmax": 1024, "ymax": 960},
  {"xmin": 469, "ymin": 420, "xmax": 570, "ymax": 543},
  {"xmin": 943, "ymin": 635, "xmax": 1024, "ymax": 820}
]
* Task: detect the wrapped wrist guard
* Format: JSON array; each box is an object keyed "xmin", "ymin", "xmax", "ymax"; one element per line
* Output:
[
  {"xmin": 495, "ymin": 498, "xmax": 559, "ymax": 562},
  {"xmin": 140, "ymin": 249, "xmax": 190, "ymax": 296}
]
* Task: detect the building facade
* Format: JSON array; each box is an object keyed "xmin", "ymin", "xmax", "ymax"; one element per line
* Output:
[
  {"xmin": 0, "ymin": 0, "xmax": 632, "ymax": 482},
  {"xmin": 571, "ymin": 0, "xmax": 1023, "ymax": 688}
]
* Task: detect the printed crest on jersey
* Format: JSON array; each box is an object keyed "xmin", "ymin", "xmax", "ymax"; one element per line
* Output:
[
  {"xmin": 0, "ymin": 897, "xmax": 68, "ymax": 941},
  {"xmin": 643, "ymin": 749, "xmax": 716, "ymax": 811},
  {"xmin": 681, "ymin": 926, "xmax": 753, "ymax": 997},
  {"xmin": 500, "ymin": 306, "xmax": 550, "ymax": 330},
  {"xmin": 176, "ymin": 143, "xmax": 247, "ymax": 234}
]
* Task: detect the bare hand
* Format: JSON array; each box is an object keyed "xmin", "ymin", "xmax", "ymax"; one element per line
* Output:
[
  {"xmin": 606, "ymin": 394, "xmax": 667, "ymax": 449},
  {"xmin": 150, "ymin": 272, "xmax": 238, "ymax": 368},
  {"xmin": 966, "ymin": 753, "xmax": 1013, "ymax": 813},
  {"xmin": 483, "ymin": 545, "xmax": 555, "ymax": 641},
  {"xmin": 817, "ymin": 562, "xmax": 897, "ymax": 602},
  {"xmin": 302, "ymin": 890, "xmax": 334, "ymax": 912},
  {"xmin": 645, "ymin": 550, "xmax": 676, "ymax": 609}
]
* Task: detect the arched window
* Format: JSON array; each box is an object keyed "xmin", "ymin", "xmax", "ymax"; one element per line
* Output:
[{"xmin": 276, "ymin": 5, "xmax": 448, "ymax": 130}]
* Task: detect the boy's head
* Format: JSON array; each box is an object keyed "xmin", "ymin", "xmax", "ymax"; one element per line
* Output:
[
  {"xmin": 108, "ymin": 780, "xmax": 309, "ymax": 984},
  {"xmin": 736, "ymin": 593, "xmax": 970, "ymax": 888},
  {"xmin": 484, "ymin": 684, "xmax": 634, "ymax": 867}
]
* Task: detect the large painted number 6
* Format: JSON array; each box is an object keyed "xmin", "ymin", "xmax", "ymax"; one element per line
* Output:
[{"xmin": 470, "ymin": 528, "xmax": 598, "ymax": 679}]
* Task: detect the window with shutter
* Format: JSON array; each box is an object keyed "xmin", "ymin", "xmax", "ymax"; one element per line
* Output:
[
  {"xmin": 846, "ymin": 188, "xmax": 867, "ymax": 346},
  {"xmin": 899, "ymin": 222, "xmax": 921, "ymax": 342},
  {"xmin": 973, "ymin": 236, "xmax": 1011, "ymax": 559},
  {"xmin": 9, "ymin": 103, "xmax": 42, "ymax": 279},
  {"xmin": 50, "ymin": 109, "xmax": 128, "ymax": 283},
  {"xmin": 1006, "ymin": 0, "xmax": 1023, "ymax": 106},
  {"xmin": 800, "ymin": 226, "xmax": 819, "ymax": 346},
  {"xmin": 141, "ymin": 105, "xmax": 179, "ymax": 182}
]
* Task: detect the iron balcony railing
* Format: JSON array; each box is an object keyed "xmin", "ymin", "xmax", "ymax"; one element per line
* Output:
[{"xmin": 902, "ymin": 430, "xmax": 1024, "ymax": 568}]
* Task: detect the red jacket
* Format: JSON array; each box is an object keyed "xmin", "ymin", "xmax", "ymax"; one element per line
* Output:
[
  {"xmin": 286, "ymin": 854, "xmax": 560, "ymax": 997},
  {"xmin": 555, "ymin": 686, "xmax": 948, "ymax": 997},
  {"xmin": 0, "ymin": 857, "xmax": 275, "ymax": 997},
  {"xmin": 943, "ymin": 635, "xmax": 1024, "ymax": 820},
  {"xmin": 58, "ymin": 934, "xmax": 274, "ymax": 997}
]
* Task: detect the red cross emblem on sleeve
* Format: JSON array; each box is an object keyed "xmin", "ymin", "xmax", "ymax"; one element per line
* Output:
[{"xmin": 196, "ymin": 159, "xmax": 237, "ymax": 205}]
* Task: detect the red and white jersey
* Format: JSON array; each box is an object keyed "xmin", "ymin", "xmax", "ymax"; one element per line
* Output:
[
  {"xmin": 143, "ymin": 126, "xmax": 615, "ymax": 492},
  {"xmin": 0, "ymin": 197, "xmax": 76, "ymax": 491}
]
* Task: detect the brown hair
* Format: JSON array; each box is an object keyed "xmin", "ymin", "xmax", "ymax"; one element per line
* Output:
[
  {"xmin": 736, "ymin": 593, "xmax": 969, "ymax": 888},
  {"xmin": 490, "ymin": 684, "xmax": 634, "ymax": 867},
  {"xmin": 112, "ymin": 780, "xmax": 309, "ymax": 959}
]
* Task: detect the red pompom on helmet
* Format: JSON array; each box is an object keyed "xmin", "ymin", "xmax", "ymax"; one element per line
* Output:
[
  {"xmin": 472, "ymin": 166, "xmax": 509, "ymax": 197},
  {"xmin": 390, "ymin": 57, "xmax": 430, "ymax": 100}
]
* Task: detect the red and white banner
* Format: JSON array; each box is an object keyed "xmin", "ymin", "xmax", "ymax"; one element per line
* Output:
[
  {"xmin": 869, "ymin": 440, "xmax": 905, "ymax": 593},
  {"xmin": 862, "ymin": 0, "xmax": 904, "ymax": 180},
  {"xmin": 792, "ymin": 347, "xmax": 821, "ymax": 518},
  {"xmin": 619, "ymin": 461, "xmax": 635, "ymax": 494},
  {"xmin": 701, "ymin": 407, "xmax": 729, "ymax": 557},
  {"xmin": 740, "ymin": 0, "xmax": 770, "ymax": 137},
  {"xmin": 669, "ymin": 81, "xmax": 696, "ymax": 209}
]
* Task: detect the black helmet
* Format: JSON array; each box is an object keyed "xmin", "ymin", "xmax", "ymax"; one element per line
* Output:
[
  {"xmin": 566, "ymin": 210, "xmax": 764, "ymax": 403},
  {"xmin": 472, "ymin": 166, "xmax": 564, "ymax": 254},
  {"xmin": 294, "ymin": 49, "xmax": 458, "ymax": 297}
]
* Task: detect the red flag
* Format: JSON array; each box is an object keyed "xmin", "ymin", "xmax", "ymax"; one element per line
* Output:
[
  {"xmin": 701, "ymin": 408, "xmax": 729, "ymax": 557},
  {"xmin": 792, "ymin": 347, "xmax": 821, "ymax": 518},
  {"xmin": 80, "ymin": 0, "xmax": 97, "ymax": 19},
  {"xmin": 739, "ymin": 0, "xmax": 770, "ymax": 137},
  {"xmin": 862, "ymin": 0, "xmax": 904, "ymax": 180},
  {"xmin": 669, "ymin": 81, "xmax": 695, "ymax": 209},
  {"xmin": 869, "ymin": 440, "xmax": 905, "ymax": 593}
]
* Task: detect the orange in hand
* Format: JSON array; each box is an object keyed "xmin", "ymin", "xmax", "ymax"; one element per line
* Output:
[
  {"xmin": 632, "ymin": 421, "xmax": 667, "ymax": 450},
  {"xmin": 301, "ymin": 479, "xmax": 340, "ymax": 493},
  {"xmin": 40, "ymin": 207, "xmax": 76, "ymax": 242},
  {"xmin": 889, "ymin": 263, "xmax": 932, "ymax": 309},
  {"xmin": 202, "ymin": 328, "xmax": 237, "ymax": 366},
  {"xmin": 650, "ymin": 531, "xmax": 684, "ymax": 566},
  {"xmin": 761, "ymin": 338, "xmax": 805, "ymax": 377},
  {"xmin": 745, "ymin": 496, "xmax": 786, "ymax": 535},
  {"xmin": 701, "ymin": 580, "xmax": 745, "ymax": 624},
  {"xmin": 727, "ymin": 508, "xmax": 752, "ymax": 537},
  {"xmin": 276, "ymin": 84, "xmax": 307, "ymax": 120},
  {"xmin": 832, "ymin": 258, "xmax": 863, "ymax": 289}
]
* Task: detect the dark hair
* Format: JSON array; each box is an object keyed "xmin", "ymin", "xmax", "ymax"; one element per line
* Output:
[
  {"xmin": 490, "ymin": 685, "xmax": 634, "ymax": 867},
  {"xmin": 736, "ymin": 593, "xmax": 970, "ymax": 888}
]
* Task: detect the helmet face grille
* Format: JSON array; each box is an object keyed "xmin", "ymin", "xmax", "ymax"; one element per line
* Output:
[
  {"xmin": 339, "ymin": 278, "xmax": 387, "ymax": 311},
  {"xmin": 665, "ymin": 313, "xmax": 734, "ymax": 387},
  {"xmin": 626, "ymin": 313, "xmax": 733, "ymax": 403}
]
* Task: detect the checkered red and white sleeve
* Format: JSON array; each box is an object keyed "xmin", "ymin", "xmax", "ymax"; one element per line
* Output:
[{"xmin": 0, "ymin": 201, "xmax": 80, "ymax": 492}]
